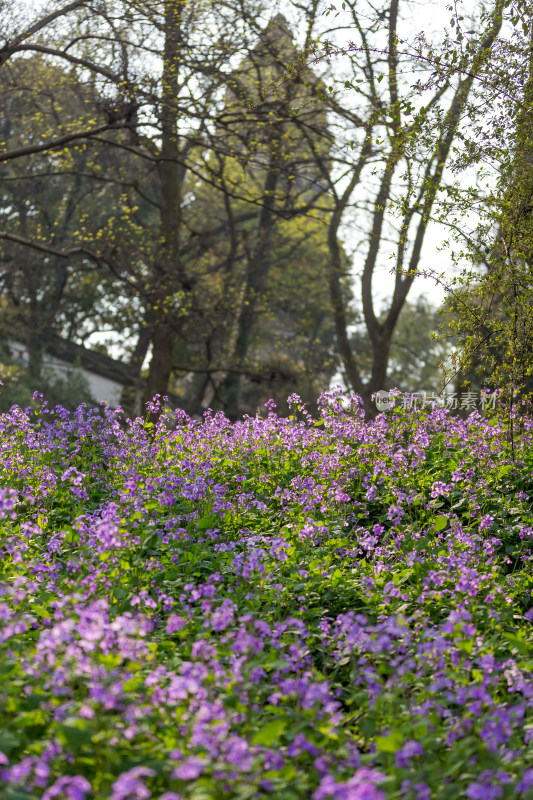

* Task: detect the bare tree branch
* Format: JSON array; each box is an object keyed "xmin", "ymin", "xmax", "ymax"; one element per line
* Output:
[
  {"xmin": 0, "ymin": 0, "xmax": 90, "ymax": 65},
  {"xmin": 0, "ymin": 121, "xmax": 129, "ymax": 163}
]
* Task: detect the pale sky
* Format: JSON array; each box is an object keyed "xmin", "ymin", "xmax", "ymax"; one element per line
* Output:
[{"xmin": 324, "ymin": 0, "xmax": 496, "ymax": 311}]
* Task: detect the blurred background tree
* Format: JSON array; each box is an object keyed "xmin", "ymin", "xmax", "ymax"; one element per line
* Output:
[
  {"xmin": 436, "ymin": 3, "xmax": 533, "ymax": 409},
  {"xmin": 0, "ymin": 0, "xmax": 524, "ymax": 418},
  {"xmin": 0, "ymin": 4, "xmax": 345, "ymax": 418},
  {"xmin": 349, "ymin": 297, "xmax": 453, "ymax": 394},
  {"xmin": 166, "ymin": 15, "xmax": 346, "ymax": 416},
  {"xmin": 0, "ymin": 57, "xmax": 135, "ymax": 374}
]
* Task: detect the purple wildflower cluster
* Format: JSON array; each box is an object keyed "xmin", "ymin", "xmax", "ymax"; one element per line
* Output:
[{"xmin": 0, "ymin": 391, "xmax": 533, "ymax": 799}]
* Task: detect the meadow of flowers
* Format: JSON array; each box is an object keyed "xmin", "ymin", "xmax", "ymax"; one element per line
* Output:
[{"xmin": 1, "ymin": 389, "xmax": 533, "ymax": 800}]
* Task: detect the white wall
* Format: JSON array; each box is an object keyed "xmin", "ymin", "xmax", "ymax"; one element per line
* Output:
[{"xmin": 8, "ymin": 341, "xmax": 124, "ymax": 407}]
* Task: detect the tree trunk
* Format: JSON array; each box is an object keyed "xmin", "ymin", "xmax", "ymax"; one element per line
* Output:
[
  {"xmin": 27, "ymin": 326, "xmax": 44, "ymax": 382},
  {"xmin": 217, "ymin": 159, "xmax": 280, "ymax": 417},
  {"xmin": 120, "ymin": 316, "xmax": 152, "ymax": 416},
  {"xmin": 185, "ymin": 371, "xmax": 210, "ymax": 416},
  {"xmin": 142, "ymin": 0, "xmax": 183, "ymax": 414},
  {"xmin": 143, "ymin": 316, "xmax": 174, "ymax": 411}
]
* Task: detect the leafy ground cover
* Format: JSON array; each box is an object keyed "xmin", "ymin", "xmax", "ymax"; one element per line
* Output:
[{"xmin": 1, "ymin": 390, "xmax": 533, "ymax": 800}]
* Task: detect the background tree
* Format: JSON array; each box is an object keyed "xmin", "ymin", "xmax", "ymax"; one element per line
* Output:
[
  {"xmin": 0, "ymin": 0, "xmax": 248, "ymax": 410},
  {"xmin": 0, "ymin": 0, "xmax": 134, "ymax": 159},
  {"xmin": 208, "ymin": 14, "xmax": 332, "ymax": 414},
  {"xmin": 163, "ymin": 14, "xmax": 342, "ymax": 417},
  {"xmin": 172, "ymin": 164, "xmax": 343, "ymax": 415},
  {"xmin": 349, "ymin": 297, "xmax": 452, "ymax": 394},
  {"xmin": 288, "ymin": 0, "xmax": 505, "ymax": 414},
  {"xmin": 0, "ymin": 1, "xmax": 341, "ymax": 417},
  {"xmin": 0, "ymin": 56, "xmax": 137, "ymax": 379},
  {"xmin": 439, "ymin": 3, "xmax": 533, "ymax": 410},
  {"xmin": 0, "ymin": 0, "xmax": 517, "ymax": 420}
]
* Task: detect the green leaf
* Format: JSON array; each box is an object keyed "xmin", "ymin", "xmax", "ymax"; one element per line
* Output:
[
  {"xmin": 5, "ymin": 790, "xmax": 39, "ymax": 800},
  {"xmin": 0, "ymin": 730, "xmax": 20, "ymax": 754},
  {"xmin": 189, "ymin": 786, "xmax": 218, "ymax": 800},
  {"xmin": 22, "ymin": 693, "xmax": 47, "ymax": 710},
  {"xmin": 434, "ymin": 515, "xmax": 448, "ymax": 532},
  {"xmin": 57, "ymin": 722, "xmax": 93, "ymax": 748},
  {"xmin": 252, "ymin": 718, "xmax": 288, "ymax": 746},
  {"xmin": 13, "ymin": 709, "xmax": 46, "ymax": 727},
  {"xmin": 496, "ymin": 464, "xmax": 513, "ymax": 480},
  {"xmin": 375, "ymin": 729, "xmax": 404, "ymax": 753},
  {"xmin": 196, "ymin": 514, "xmax": 219, "ymax": 532},
  {"xmin": 393, "ymin": 568, "xmax": 413, "ymax": 586},
  {"xmin": 503, "ymin": 632, "xmax": 531, "ymax": 657},
  {"xmin": 331, "ymin": 568, "xmax": 343, "ymax": 586}
]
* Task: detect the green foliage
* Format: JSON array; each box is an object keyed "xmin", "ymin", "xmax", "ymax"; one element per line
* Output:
[
  {"xmin": 170, "ymin": 39, "xmax": 343, "ymax": 416},
  {"xmin": 0, "ymin": 56, "xmax": 142, "ymax": 368},
  {"xmin": 429, "ymin": 3, "xmax": 533, "ymax": 406}
]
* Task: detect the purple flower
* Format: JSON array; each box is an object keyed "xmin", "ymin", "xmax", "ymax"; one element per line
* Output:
[
  {"xmin": 166, "ymin": 614, "xmax": 187, "ymax": 634},
  {"xmin": 516, "ymin": 769, "xmax": 533, "ymax": 795},
  {"xmin": 42, "ymin": 775, "xmax": 91, "ymax": 800},
  {"xmin": 172, "ymin": 757, "xmax": 206, "ymax": 780},
  {"xmin": 431, "ymin": 481, "xmax": 451, "ymax": 498},
  {"xmin": 395, "ymin": 740, "xmax": 423, "ymax": 768},
  {"xmin": 313, "ymin": 768, "xmax": 385, "ymax": 800},
  {"xmin": 111, "ymin": 767, "xmax": 155, "ymax": 800},
  {"xmin": 210, "ymin": 599, "xmax": 236, "ymax": 631},
  {"xmin": 0, "ymin": 485, "xmax": 18, "ymax": 518},
  {"xmin": 414, "ymin": 783, "xmax": 431, "ymax": 800},
  {"xmin": 467, "ymin": 778, "xmax": 503, "ymax": 800}
]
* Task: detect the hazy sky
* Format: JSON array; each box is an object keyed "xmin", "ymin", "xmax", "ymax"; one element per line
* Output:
[{"xmin": 325, "ymin": 0, "xmax": 498, "ymax": 312}]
